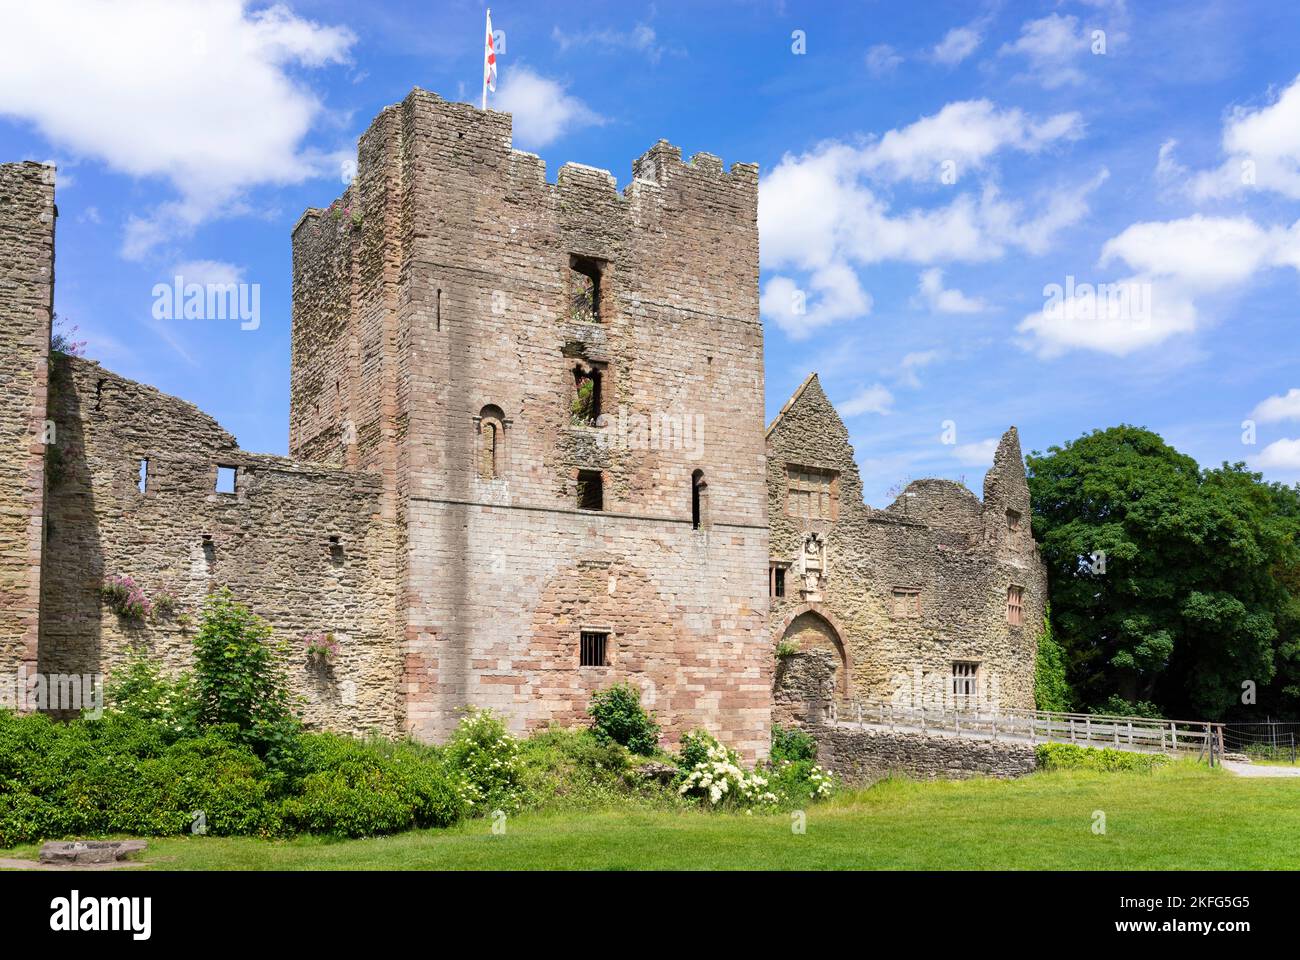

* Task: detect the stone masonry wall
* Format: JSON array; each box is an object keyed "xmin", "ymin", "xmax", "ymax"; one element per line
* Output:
[
  {"xmin": 0, "ymin": 162, "xmax": 54, "ymax": 690},
  {"xmin": 38, "ymin": 357, "xmax": 401, "ymax": 735},
  {"xmin": 290, "ymin": 90, "xmax": 771, "ymax": 757},
  {"xmin": 776, "ymin": 651, "xmax": 1036, "ymax": 783},
  {"xmin": 766, "ymin": 375, "xmax": 1045, "ymax": 711}
]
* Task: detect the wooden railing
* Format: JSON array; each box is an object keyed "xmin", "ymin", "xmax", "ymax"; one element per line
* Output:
[{"xmin": 830, "ymin": 699, "xmax": 1225, "ymax": 759}]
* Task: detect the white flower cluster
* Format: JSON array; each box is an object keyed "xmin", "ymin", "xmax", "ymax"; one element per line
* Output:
[
  {"xmin": 806, "ymin": 764, "xmax": 836, "ymax": 799},
  {"xmin": 679, "ymin": 742, "xmax": 779, "ymax": 808}
]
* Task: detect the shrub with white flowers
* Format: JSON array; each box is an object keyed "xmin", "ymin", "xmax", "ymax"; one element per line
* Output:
[
  {"xmin": 677, "ymin": 734, "xmax": 778, "ymax": 810},
  {"xmin": 767, "ymin": 757, "xmax": 838, "ymax": 803},
  {"xmin": 445, "ymin": 708, "xmax": 529, "ymax": 814}
]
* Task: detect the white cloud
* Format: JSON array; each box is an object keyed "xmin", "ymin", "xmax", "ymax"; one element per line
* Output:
[
  {"xmin": 551, "ymin": 23, "xmax": 675, "ymax": 63},
  {"xmin": 495, "ymin": 65, "xmax": 604, "ymax": 148},
  {"xmin": 999, "ymin": 14, "xmax": 1092, "ymax": 89},
  {"xmin": 760, "ymin": 263, "xmax": 871, "ymax": 340},
  {"xmin": 1161, "ymin": 74, "xmax": 1300, "ymax": 201},
  {"xmin": 931, "ymin": 27, "xmax": 982, "ymax": 66},
  {"xmin": 1016, "ymin": 275, "xmax": 1197, "ymax": 358},
  {"xmin": 1020, "ymin": 213, "xmax": 1300, "ymax": 357},
  {"xmin": 865, "ymin": 44, "xmax": 903, "ymax": 77},
  {"xmin": 952, "ymin": 438, "xmax": 999, "ymax": 466},
  {"xmin": 759, "ymin": 121, "xmax": 1099, "ymax": 274},
  {"xmin": 1100, "ymin": 215, "xmax": 1300, "ymax": 290},
  {"xmin": 1252, "ymin": 389, "xmax": 1300, "ymax": 424},
  {"xmin": 898, "ymin": 350, "xmax": 939, "ymax": 388},
  {"xmin": 857, "ymin": 100, "xmax": 1083, "ymax": 184},
  {"xmin": 916, "ymin": 267, "xmax": 987, "ymax": 313},
  {"xmin": 170, "ymin": 259, "xmax": 245, "ymax": 287},
  {"xmin": 1255, "ymin": 438, "xmax": 1300, "ymax": 472},
  {"xmin": 0, "ymin": 0, "xmax": 356, "ymax": 259},
  {"xmin": 839, "ymin": 384, "xmax": 894, "ymax": 417}
]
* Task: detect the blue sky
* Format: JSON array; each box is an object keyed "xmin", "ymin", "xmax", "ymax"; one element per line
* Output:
[{"xmin": 2, "ymin": 0, "xmax": 1299, "ymax": 505}]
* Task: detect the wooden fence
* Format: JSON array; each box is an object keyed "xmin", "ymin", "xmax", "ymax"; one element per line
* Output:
[{"xmin": 830, "ymin": 700, "xmax": 1225, "ymax": 761}]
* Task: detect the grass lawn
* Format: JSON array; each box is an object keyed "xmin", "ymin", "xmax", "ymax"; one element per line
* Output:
[{"xmin": 4, "ymin": 762, "xmax": 1297, "ymax": 870}]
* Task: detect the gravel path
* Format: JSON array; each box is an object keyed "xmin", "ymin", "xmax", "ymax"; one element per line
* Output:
[{"xmin": 1222, "ymin": 760, "xmax": 1300, "ymax": 778}]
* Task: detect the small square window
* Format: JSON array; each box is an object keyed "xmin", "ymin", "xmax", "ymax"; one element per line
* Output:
[
  {"xmin": 580, "ymin": 630, "xmax": 609, "ymax": 667},
  {"xmin": 952, "ymin": 661, "xmax": 979, "ymax": 702},
  {"xmin": 215, "ymin": 465, "xmax": 237, "ymax": 494},
  {"xmin": 577, "ymin": 469, "xmax": 603, "ymax": 511}
]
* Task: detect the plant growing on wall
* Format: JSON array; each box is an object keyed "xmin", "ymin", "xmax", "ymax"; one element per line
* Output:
[
  {"xmin": 100, "ymin": 575, "xmax": 153, "ymax": 624},
  {"xmin": 1033, "ymin": 604, "xmax": 1072, "ymax": 713},
  {"xmin": 570, "ymin": 375, "xmax": 595, "ymax": 425},
  {"xmin": 303, "ymin": 632, "xmax": 339, "ymax": 664}
]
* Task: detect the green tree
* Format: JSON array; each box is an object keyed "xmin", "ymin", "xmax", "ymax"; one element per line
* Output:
[
  {"xmin": 191, "ymin": 589, "xmax": 300, "ymax": 767},
  {"xmin": 1026, "ymin": 426, "xmax": 1300, "ymax": 719}
]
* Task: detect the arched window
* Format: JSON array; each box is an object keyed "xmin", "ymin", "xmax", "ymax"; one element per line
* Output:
[
  {"xmin": 691, "ymin": 469, "xmax": 707, "ymax": 530},
  {"xmin": 478, "ymin": 405, "xmax": 506, "ymax": 479}
]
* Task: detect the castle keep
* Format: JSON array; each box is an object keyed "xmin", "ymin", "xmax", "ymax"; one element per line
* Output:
[{"xmin": 0, "ymin": 89, "xmax": 1041, "ymax": 760}]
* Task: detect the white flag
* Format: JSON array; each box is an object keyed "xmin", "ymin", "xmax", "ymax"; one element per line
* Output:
[{"xmin": 482, "ymin": 9, "xmax": 497, "ymax": 109}]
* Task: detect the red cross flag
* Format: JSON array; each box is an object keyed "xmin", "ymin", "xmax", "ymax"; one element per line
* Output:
[{"xmin": 482, "ymin": 9, "xmax": 497, "ymax": 109}]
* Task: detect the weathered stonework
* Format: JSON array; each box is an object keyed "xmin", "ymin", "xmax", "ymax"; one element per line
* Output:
[
  {"xmin": 0, "ymin": 162, "xmax": 54, "ymax": 689},
  {"xmin": 775, "ymin": 650, "xmax": 1037, "ymax": 782},
  {"xmin": 766, "ymin": 375, "xmax": 1046, "ymax": 712}
]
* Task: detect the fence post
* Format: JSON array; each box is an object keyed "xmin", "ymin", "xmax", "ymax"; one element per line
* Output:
[{"xmin": 1170, "ymin": 721, "xmax": 1178, "ymax": 752}]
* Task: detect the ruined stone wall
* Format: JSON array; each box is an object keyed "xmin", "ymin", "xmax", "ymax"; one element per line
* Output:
[
  {"xmin": 766, "ymin": 375, "xmax": 1044, "ymax": 711},
  {"xmin": 775, "ymin": 651, "xmax": 1036, "ymax": 782},
  {"xmin": 292, "ymin": 90, "xmax": 771, "ymax": 756},
  {"xmin": 38, "ymin": 358, "xmax": 401, "ymax": 735},
  {"xmin": 0, "ymin": 162, "xmax": 54, "ymax": 688}
]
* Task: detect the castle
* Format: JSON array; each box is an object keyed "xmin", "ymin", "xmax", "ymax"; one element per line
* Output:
[{"xmin": 0, "ymin": 90, "xmax": 1043, "ymax": 759}]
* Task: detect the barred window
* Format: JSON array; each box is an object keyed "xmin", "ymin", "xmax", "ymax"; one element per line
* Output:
[
  {"xmin": 952, "ymin": 661, "xmax": 979, "ymax": 701},
  {"xmin": 786, "ymin": 465, "xmax": 839, "ymax": 520},
  {"xmin": 579, "ymin": 630, "xmax": 609, "ymax": 667}
]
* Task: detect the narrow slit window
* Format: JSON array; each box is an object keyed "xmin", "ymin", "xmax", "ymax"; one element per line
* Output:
[
  {"xmin": 215, "ymin": 465, "xmax": 237, "ymax": 494},
  {"xmin": 576, "ymin": 470, "xmax": 603, "ymax": 511},
  {"xmin": 137, "ymin": 458, "xmax": 149, "ymax": 493},
  {"xmin": 579, "ymin": 630, "xmax": 609, "ymax": 667},
  {"xmin": 770, "ymin": 563, "xmax": 787, "ymax": 598},
  {"xmin": 1007, "ymin": 585, "xmax": 1024, "ymax": 626},
  {"xmin": 691, "ymin": 469, "xmax": 707, "ymax": 529}
]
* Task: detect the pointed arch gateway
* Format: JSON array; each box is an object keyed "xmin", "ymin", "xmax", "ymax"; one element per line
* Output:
[{"xmin": 777, "ymin": 603, "xmax": 850, "ymax": 696}]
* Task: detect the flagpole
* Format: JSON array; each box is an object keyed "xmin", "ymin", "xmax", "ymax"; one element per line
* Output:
[{"xmin": 481, "ymin": 8, "xmax": 490, "ymax": 111}]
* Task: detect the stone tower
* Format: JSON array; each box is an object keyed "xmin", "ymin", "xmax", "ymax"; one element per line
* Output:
[
  {"xmin": 0, "ymin": 162, "xmax": 55, "ymax": 694},
  {"xmin": 290, "ymin": 90, "xmax": 772, "ymax": 755}
]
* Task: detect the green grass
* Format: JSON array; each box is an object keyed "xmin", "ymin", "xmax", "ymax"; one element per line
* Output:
[{"xmin": 4, "ymin": 762, "xmax": 1297, "ymax": 870}]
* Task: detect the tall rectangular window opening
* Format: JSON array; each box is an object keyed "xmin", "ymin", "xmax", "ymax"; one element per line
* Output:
[
  {"xmin": 1006, "ymin": 585, "xmax": 1024, "ymax": 626},
  {"xmin": 569, "ymin": 255, "xmax": 603, "ymax": 323},
  {"xmin": 952, "ymin": 662, "xmax": 979, "ymax": 705},
  {"xmin": 579, "ymin": 630, "xmax": 609, "ymax": 667},
  {"xmin": 786, "ymin": 465, "xmax": 839, "ymax": 520},
  {"xmin": 770, "ymin": 563, "xmax": 787, "ymax": 598},
  {"xmin": 215, "ymin": 465, "xmax": 237, "ymax": 494},
  {"xmin": 572, "ymin": 366, "xmax": 601, "ymax": 425},
  {"xmin": 577, "ymin": 469, "xmax": 603, "ymax": 511},
  {"xmin": 137, "ymin": 458, "xmax": 149, "ymax": 493}
]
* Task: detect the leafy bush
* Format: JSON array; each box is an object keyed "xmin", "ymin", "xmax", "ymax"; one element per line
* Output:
[
  {"xmin": 677, "ymin": 729, "xmax": 717, "ymax": 771},
  {"xmin": 770, "ymin": 724, "xmax": 817, "ymax": 763},
  {"xmin": 766, "ymin": 758, "xmax": 837, "ymax": 803},
  {"xmin": 280, "ymin": 734, "xmax": 465, "ymax": 837},
  {"xmin": 444, "ymin": 709, "xmax": 527, "ymax": 815},
  {"xmin": 587, "ymin": 682, "xmax": 661, "ymax": 755},
  {"xmin": 516, "ymin": 728, "xmax": 665, "ymax": 809},
  {"xmin": 190, "ymin": 590, "xmax": 300, "ymax": 771},
  {"xmin": 1035, "ymin": 742, "xmax": 1171, "ymax": 772},
  {"xmin": 676, "ymin": 731, "xmax": 777, "ymax": 809},
  {"xmin": 105, "ymin": 653, "xmax": 198, "ymax": 737},
  {"xmin": 1090, "ymin": 695, "xmax": 1164, "ymax": 719}
]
